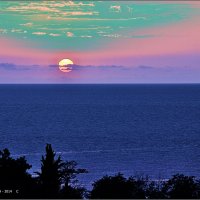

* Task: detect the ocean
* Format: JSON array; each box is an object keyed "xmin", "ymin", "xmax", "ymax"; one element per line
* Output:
[{"xmin": 0, "ymin": 84, "xmax": 200, "ymax": 188}]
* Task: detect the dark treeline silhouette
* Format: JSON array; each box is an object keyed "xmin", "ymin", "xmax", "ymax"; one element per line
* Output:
[
  {"xmin": 0, "ymin": 144, "xmax": 86, "ymax": 199},
  {"xmin": 0, "ymin": 144, "xmax": 200, "ymax": 199}
]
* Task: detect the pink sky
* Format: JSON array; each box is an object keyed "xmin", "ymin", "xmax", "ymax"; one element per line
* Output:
[
  {"xmin": 1, "ymin": 2, "xmax": 200, "ymax": 83},
  {"xmin": 1, "ymin": 14, "xmax": 200, "ymax": 68}
]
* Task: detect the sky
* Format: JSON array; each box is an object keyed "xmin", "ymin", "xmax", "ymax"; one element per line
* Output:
[{"xmin": 0, "ymin": 1, "xmax": 200, "ymax": 83}]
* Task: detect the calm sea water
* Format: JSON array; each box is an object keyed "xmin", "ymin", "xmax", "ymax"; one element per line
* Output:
[{"xmin": 0, "ymin": 84, "xmax": 200, "ymax": 187}]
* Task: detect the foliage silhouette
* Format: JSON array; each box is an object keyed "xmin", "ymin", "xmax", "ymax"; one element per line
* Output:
[
  {"xmin": 0, "ymin": 148, "xmax": 36, "ymax": 198},
  {"xmin": 36, "ymin": 144, "xmax": 87, "ymax": 198},
  {"xmin": 60, "ymin": 160, "xmax": 88, "ymax": 187},
  {"xmin": 90, "ymin": 173, "xmax": 146, "ymax": 199},
  {"xmin": 145, "ymin": 180, "xmax": 165, "ymax": 199},
  {"xmin": 60, "ymin": 185, "xmax": 86, "ymax": 199},
  {"xmin": 59, "ymin": 160, "xmax": 88, "ymax": 198},
  {"xmin": 36, "ymin": 144, "xmax": 63, "ymax": 198},
  {"xmin": 162, "ymin": 174, "xmax": 200, "ymax": 199},
  {"xmin": 1, "ymin": 145, "xmax": 200, "ymax": 199}
]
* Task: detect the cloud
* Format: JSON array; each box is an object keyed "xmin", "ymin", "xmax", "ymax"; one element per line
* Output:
[
  {"xmin": 137, "ymin": 65, "xmax": 154, "ymax": 70},
  {"xmin": 66, "ymin": 32, "xmax": 74, "ymax": 37},
  {"xmin": 0, "ymin": 63, "xmax": 17, "ymax": 70},
  {"xmin": 46, "ymin": 1, "xmax": 95, "ymax": 8},
  {"xmin": 49, "ymin": 33, "xmax": 60, "ymax": 37},
  {"xmin": 80, "ymin": 35, "xmax": 93, "ymax": 38},
  {"xmin": 48, "ymin": 64, "xmax": 131, "ymax": 71},
  {"xmin": 44, "ymin": 17, "xmax": 146, "ymax": 22},
  {"xmin": 32, "ymin": 32, "xmax": 46, "ymax": 35},
  {"xmin": 101, "ymin": 34, "xmax": 121, "ymax": 38},
  {"xmin": 7, "ymin": 5, "xmax": 59, "ymax": 13},
  {"xmin": 110, "ymin": 5, "xmax": 121, "ymax": 12},
  {"xmin": 0, "ymin": 29, "xmax": 7, "ymax": 34},
  {"xmin": 20, "ymin": 22, "xmax": 33, "ymax": 27},
  {"xmin": 11, "ymin": 29, "xmax": 27, "ymax": 34},
  {"xmin": 48, "ymin": 64, "xmax": 58, "ymax": 68},
  {"xmin": 1, "ymin": 63, "xmax": 131, "ymax": 74},
  {"xmin": 0, "ymin": 63, "xmax": 36, "ymax": 71},
  {"xmin": 59, "ymin": 1, "xmax": 95, "ymax": 7},
  {"xmin": 1, "ymin": 63, "xmax": 200, "ymax": 83},
  {"xmin": 47, "ymin": 63, "xmax": 197, "ymax": 73},
  {"xmin": 62, "ymin": 11, "xmax": 99, "ymax": 16}
]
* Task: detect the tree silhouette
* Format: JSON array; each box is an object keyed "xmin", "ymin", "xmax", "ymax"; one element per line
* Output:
[
  {"xmin": 0, "ymin": 148, "xmax": 34, "ymax": 198},
  {"xmin": 145, "ymin": 180, "xmax": 165, "ymax": 199},
  {"xmin": 59, "ymin": 160, "xmax": 87, "ymax": 199},
  {"xmin": 2, "ymin": 144, "xmax": 200, "ymax": 199},
  {"xmin": 60, "ymin": 161, "xmax": 87, "ymax": 187},
  {"xmin": 36, "ymin": 144, "xmax": 63, "ymax": 198},
  {"xmin": 90, "ymin": 173, "xmax": 146, "ymax": 199},
  {"xmin": 36, "ymin": 144, "xmax": 87, "ymax": 198},
  {"xmin": 162, "ymin": 174, "xmax": 200, "ymax": 199}
]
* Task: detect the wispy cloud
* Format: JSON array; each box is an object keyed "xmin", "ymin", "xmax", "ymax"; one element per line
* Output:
[
  {"xmin": 49, "ymin": 33, "xmax": 60, "ymax": 37},
  {"xmin": 7, "ymin": 5, "xmax": 59, "ymax": 13},
  {"xmin": 11, "ymin": 29, "xmax": 27, "ymax": 34},
  {"xmin": 32, "ymin": 32, "xmax": 47, "ymax": 35},
  {"xmin": 66, "ymin": 32, "xmax": 74, "ymax": 37},
  {"xmin": 110, "ymin": 5, "xmax": 121, "ymax": 12},
  {"xmin": 0, "ymin": 63, "xmax": 32, "ymax": 71},
  {"xmin": 1, "ymin": 63, "xmax": 200, "ymax": 83},
  {"xmin": 0, "ymin": 29, "xmax": 7, "ymax": 34},
  {"xmin": 62, "ymin": 11, "xmax": 99, "ymax": 16},
  {"xmin": 48, "ymin": 64, "xmax": 149, "ymax": 71},
  {"xmin": 20, "ymin": 22, "xmax": 33, "ymax": 27},
  {"xmin": 80, "ymin": 35, "xmax": 93, "ymax": 38},
  {"xmin": 48, "ymin": 1, "xmax": 95, "ymax": 7}
]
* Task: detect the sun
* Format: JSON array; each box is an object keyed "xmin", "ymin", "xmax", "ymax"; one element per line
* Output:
[{"xmin": 58, "ymin": 59, "xmax": 74, "ymax": 73}]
